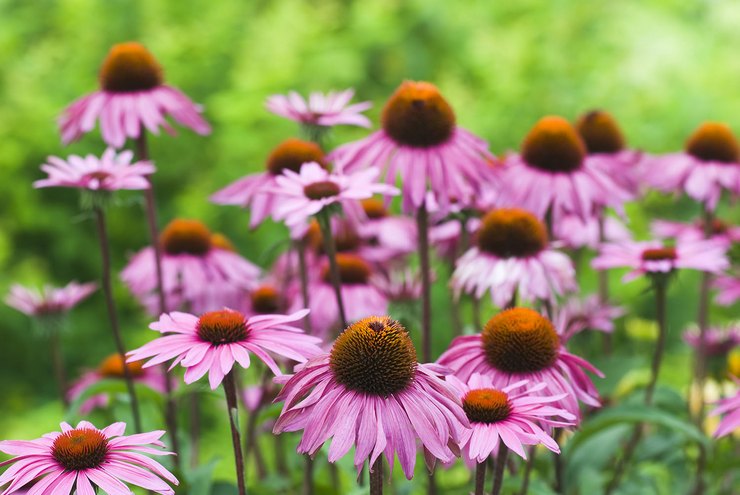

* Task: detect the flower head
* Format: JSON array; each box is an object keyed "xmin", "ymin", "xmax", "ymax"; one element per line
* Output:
[
  {"xmin": 273, "ymin": 316, "xmax": 468, "ymax": 478},
  {"xmin": 128, "ymin": 308, "xmax": 321, "ymax": 389},
  {"xmin": 651, "ymin": 218, "xmax": 740, "ymax": 244},
  {"xmin": 34, "ymin": 148, "xmax": 154, "ymax": 191},
  {"xmin": 59, "ymin": 42, "xmax": 210, "ymax": 148},
  {"xmin": 266, "ymin": 89, "xmax": 371, "ymax": 128},
  {"xmin": 451, "ymin": 208, "xmax": 577, "ymax": 306},
  {"xmin": 448, "ymin": 374, "xmax": 575, "ymax": 463},
  {"xmin": 5, "ymin": 282, "xmax": 96, "ymax": 317},
  {"xmin": 715, "ymin": 274, "xmax": 740, "ymax": 306},
  {"xmin": 710, "ymin": 385, "xmax": 740, "ymax": 438},
  {"xmin": 438, "ymin": 307, "xmax": 603, "ymax": 419},
  {"xmin": 330, "ymin": 81, "xmax": 496, "ymax": 214},
  {"xmin": 0, "ymin": 421, "xmax": 177, "ymax": 495},
  {"xmin": 553, "ymin": 211, "xmax": 632, "ymax": 250},
  {"xmin": 592, "ymin": 238, "xmax": 730, "ymax": 282},
  {"xmin": 553, "ymin": 295, "xmax": 625, "ymax": 342},
  {"xmin": 682, "ymin": 325, "xmax": 740, "ymax": 358}
]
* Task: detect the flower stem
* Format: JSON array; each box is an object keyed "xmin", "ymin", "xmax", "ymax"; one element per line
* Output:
[
  {"xmin": 518, "ymin": 445, "xmax": 537, "ymax": 495},
  {"xmin": 242, "ymin": 371, "xmax": 269, "ymax": 480},
  {"xmin": 93, "ymin": 206, "xmax": 142, "ymax": 433},
  {"xmin": 597, "ymin": 213, "xmax": 613, "ymax": 355},
  {"xmin": 49, "ymin": 326, "xmax": 70, "ymax": 408},
  {"xmin": 475, "ymin": 461, "xmax": 486, "ymax": 495},
  {"xmin": 296, "ymin": 239, "xmax": 314, "ymax": 334},
  {"xmin": 416, "ymin": 203, "xmax": 432, "ymax": 362},
  {"xmin": 552, "ymin": 429, "xmax": 565, "ymax": 493},
  {"xmin": 316, "ymin": 211, "xmax": 347, "ymax": 329},
  {"xmin": 134, "ymin": 133, "xmax": 181, "ymax": 463},
  {"xmin": 223, "ymin": 370, "xmax": 247, "ymax": 495},
  {"xmin": 370, "ymin": 457, "xmax": 383, "ymax": 495},
  {"xmin": 303, "ymin": 456, "xmax": 314, "ymax": 495},
  {"xmin": 491, "ymin": 445, "xmax": 509, "ymax": 495}
]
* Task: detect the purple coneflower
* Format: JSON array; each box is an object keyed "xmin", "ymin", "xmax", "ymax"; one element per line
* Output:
[
  {"xmin": 711, "ymin": 384, "xmax": 740, "ymax": 438},
  {"xmin": 266, "ymin": 89, "xmax": 371, "ymax": 128},
  {"xmin": 5, "ymin": 282, "xmax": 96, "ymax": 317},
  {"xmin": 715, "ymin": 274, "xmax": 740, "ymax": 306},
  {"xmin": 553, "ymin": 212, "xmax": 632, "ymax": 250},
  {"xmin": 651, "ymin": 218, "xmax": 740, "ymax": 243},
  {"xmin": 553, "ymin": 295, "xmax": 625, "ymax": 343}
]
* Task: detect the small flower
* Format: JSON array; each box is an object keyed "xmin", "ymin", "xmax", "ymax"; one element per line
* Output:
[
  {"xmin": 68, "ymin": 354, "xmax": 167, "ymax": 414},
  {"xmin": 710, "ymin": 385, "xmax": 740, "ymax": 438},
  {"xmin": 0, "ymin": 421, "xmax": 178, "ymax": 495},
  {"xmin": 121, "ymin": 219, "xmax": 261, "ymax": 314},
  {"xmin": 430, "ymin": 216, "xmax": 481, "ymax": 262},
  {"xmin": 273, "ymin": 316, "xmax": 468, "ymax": 478},
  {"xmin": 438, "ymin": 307, "xmax": 603, "ymax": 419},
  {"xmin": 270, "ymin": 162, "xmax": 399, "ymax": 229},
  {"xmin": 266, "ymin": 89, "xmax": 372, "ymax": 128},
  {"xmin": 448, "ymin": 374, "xmax": 575, "ymax": 463},
  {"xmin": 651, "ymin": 218, "xmax": 740, "ymax": 244},
  {"xmin": 128, "ymin": 308, "xmax": 321, "ymax": 389},
  {"xmin": 371, "ymin": 268, "xmax": 425, "ymax": 303},
  {"xmin": 640, "ymin": 122, "xmax": 740, "ymax": 210},
  {"xmin": 682, "ymin": 326, "xmax": 740, "ymax": 358},
  {"xmin": 451, "ymin": 208, "xmax": 577, "ymax": 307},
  {"xmin": 5, "ymin": 282, "xmax": 96, "ymax": 317},
  {"xmin": 330, "ymin": 81, "xmax": 496, "ymax": 214},
  {"xmin": 33, "ymin": 148, "xmax": 154, "ymax": 191},
  {"xmin": 553, "ymin": 295, "xmax": 625, "ymax": 342},
  {"xmin": 715, "ymin": 274, "xmax": 740, "ymax": 306},
  {"xmin": 355, "ymin": 199, "xmax": 417, "ymax": 263},
  {"xmin": 496, "ymin": 116, "xmax": 631, "ymax": 219},
  {"xmin": 592, "ymin": 238, "xmax": 730, "ymax": 282},
  {"xmin": 59, "ymin": 42, "xmax": 210, "ymax": 148},
  {"xmin": 553, "ymin": 211, "xmax": 632, "ymax": 250}
]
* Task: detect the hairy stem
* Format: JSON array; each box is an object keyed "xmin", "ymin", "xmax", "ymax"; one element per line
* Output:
[
  {"xmin": 475, "ymin": 461, "xmax": 486, "ymax": 495},
  {"xmin": 370, "ymin": 457, "xmax": 383, "ymax": 495},
  {"xmin": 223, "ymin": 371, "xmax": 247, "ymax": 495}
]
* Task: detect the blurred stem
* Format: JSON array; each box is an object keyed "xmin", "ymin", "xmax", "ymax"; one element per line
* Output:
[
  {"xmin": 49, "ymin": 326, "xmax": 69, "ymax": 408},
  {"xmin": 552, "ymin": 429, "xmax": 565, "ymax": 493},
  {"xmin": 597, "ymin": 212, "xmax": 613, "ymax": 355},
  {"xmin": 370, "ymin": 457, "xmax": 383, "ymax": 495},
  {"xmin": 189, "ymin": 393, "xmax": 200, "ymax": 469},
  {"xmin": 491, "ymin": 445, "xmax": 509, "ymax": 495},
  {"xmin": 474, "ymin": 461, "xmax": 486, "ymax": 495},
  {"xmin": 93, "ymin": 206, "xmax": 142, "ymax": 433},
  {"xmin": 518, "ymin": 445, "xmax": 537, "ymax": 495},
  {"xmin": 223, "ymin": 371, "xmax": 247, "ymax": 495},
  {"xmin": 471, "ymin": 297, "xmax": 482, "ymax": 332},
  {"xmin": 296, "ymin": 239, "xmax": 313, "ymax": 334},
  {"xmin": 274, "ymin": 433, "xmax": 288, "ymax": 476},
  {"xmin": 243, "ymin": 371, "xmax": 269, "ymax": 481},
  {"xmin": 450, "ymin": 216, "xmax": 470, "ymax": 337},
  {"xmin": 317, "ymin": 211, "xmax": 347, "ymax": 330},
  {"xmin": 303, "ymin": 456, "xmax": 314, "ymax": 495},
  {"xmin": 135, "ymin": 133, "xmax": 181, "ymax": 463},
  {"xmin": 417, "ymin": 204, "xmax": 432, "ymax": 362}
]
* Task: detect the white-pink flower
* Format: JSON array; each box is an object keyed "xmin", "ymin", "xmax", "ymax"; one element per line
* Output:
[
  {"xmin": 5, "ymin": 282, "xmax": 96, "ymax": 317},
  {"xmin": 266, "ymin": 89, "xmax": 371, "ymax": 128}
]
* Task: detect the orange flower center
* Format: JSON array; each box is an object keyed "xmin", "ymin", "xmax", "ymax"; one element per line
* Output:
[
  {"xmin": 462, "ymin": 389, "xmax": 512, "ymax": 424},
  {"xmin": 477, "ymin": 208, "xmax": 548, "ymax": 258},
  {"xmin": 303, "ymin": 180, "xmax": 341, "ymax": 200},
  {"xmin": 575, "ymin": 110, "xmax": 625, "ymax": 154},
  {"xmin": 482, "ymin": 307, "xmax": 560, "ymax": 373},
  {"xmin": 197, "ymin": 310, "xmax": 248, "ymax": 345},
  {"xmin": 98, "ymin": 354, "xmax": 144, "ymax": 378},
  {"xmin": 361, "ymin": 198, "xmax": 388, "ymax": 219},
  {"xmin": 641, "ymin": 247, "xmax": 677, "ymax": 261},
  {"xmin": 685, "ymin": 122, "xmax": 740, "ymax": 164},
  {"xmin": 52, "ymin": 429, "xmax": 109, "ymax": 471},
  {"xmin": 322, "ymin": 253, "xmax": 371, "ymax": 284},
  {"xmin": 99, "ymin": 42, "xmax": 163, "ymax": 93},
  {"xmin": 160, "ymin": 219, "xmax": 212, "ymax": 255},
  {"xmin": 210, "ymin": 233, "xmax": 236, "ymax": 252},
  {"xmin": 522, "ymin": 116, "xmax": 586, "ymax": 173},
  {"xmin": 251, "ymin": 285, "xmax": 281, "ymax": 314},
  {"xmin": 305, "ymin": 221, "xmax": 361, "ymax": 254},
  {"xmin": 330, "ymin": 316, "xmax": 417, "ymax": 396},
  {"xmin": 266, "ymin": 138, "xmax": 325, "ymax": 176},
  {"xmin": 381, "ymin": 81, "xmax": 456, "ymax": 148}
]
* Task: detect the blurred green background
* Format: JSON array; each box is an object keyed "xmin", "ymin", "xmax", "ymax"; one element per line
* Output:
[{"xmin": 1, "ymin": 0, "xmax": 739, "ymax": 493}]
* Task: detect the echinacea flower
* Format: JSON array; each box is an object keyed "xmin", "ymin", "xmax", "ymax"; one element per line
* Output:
[
  {"xmin": 710, "ymin": 385, "xmax": 740, "ymax": 438},
  {"xmin": 121, "ymin": 219, "xmax": 261, "ymax": 314},
  {"xmin": 0, "ymin": 421, "xmax": 177, "ymax": 495},
  {"xmin": 496, "ymin": 116, "xmax": 630, "ymax": 219},
  {"xmin": 682, "ymin": 325, "xmax": 740, "ymax": 358},
  {"xmin": 211, "ymin": 138, "xmax": 327, "ymax": 229},
  {"xmin": 553, "ymin": 295, "xmax": 625, "ymax": 342},
  {"xmin": 270, "ymin": 162, "xmax": 398, "ymax": 230},
  {"xmin": 552, "ymin": 211, "xmax": 632, "ymax": 250},
  {"xmin": 330, "ymin": 81, "xmax": 496, "ymax": 214},
  {"xmin": 640, "ymin": 122, "xmax": 740, "ymax": 210},
  {"xmin": 59, "ymin": 42, "xmax": 210, "ymax": 148},
  {"xmin": 68, "ymin": 354, "xmax": 167, "ymax": 415},
  {"xmin": 451, "ymin": 208, "xmax": 577, "ymax": 307},
  {"xmin": 651, "ymin": 218, "xmax": 740, "ymax": 243},
  {"xmin": 5, "ymin": 282, "xmax": 96, "ymax": 317},
  {"xmin": 430, "ymin": 216, "xmax": 481, "ymax": 263},
  {"xmin": 355, "ymin": 199, "xmax": 417, "ymax": 263},
  {"xmin": 371, "ymin": 268, "xmax": 425, "ymax": 304},
  {"xmin": 591, "ymin": 238, "xmax": 730, "ymax": 282},
  {"xmin": 447, "ymin": 373, "xmax": 575, "ymax": 463},
  {"xmin": 266, "ymin": 89, "xmax": 371, "ymax": 128},
  {"xmin": 273, "ymin": 316, "xmax": 468, "ymax": 478},
  {"xmin": 33, "ymin": 148, "xmax": 154, "ymax": 191},
  {"xmin": 438, "ymin": 307, "xmax": 603, "ymax": 418},
  {"xmin": 127, "ymin": 308, "xmax": 321, "ymax": 389},
  {"xmin": 715, "ymin": 274, "xmax": 740, "ymax": 306}
]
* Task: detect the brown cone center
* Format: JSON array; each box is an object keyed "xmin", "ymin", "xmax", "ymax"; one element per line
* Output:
[
  {"xmin": 52, "ymin": 429, "xmax": 109, "ymax": 471},
  {"xmin": 381, "ymin": 81, "xmax": 456, "ymax": 148},
  {"xmin": 462, "ymin": 389, "xmax": 512, "ymax": 423},
  {"xmin": 251, "ymin": 286, "xmax": 281, "ymax": 314},
  {"xmin": 322, "ymin": 253, "xmax": 371, "ymax": 285},
  {"xmin": 522, "ymin": 116, "xmax": 586, "ymax": 173},
  {"xmin": 160, "ymin": 219, "xmax": 212, "ymax": 256},
  {"xmin": 99, "ymin": 42, "xmax": 163, "ymax": 93},
  {"xmin": 641, "ymin": 247, "xmax": 677, "ymax": 261},
  {"xmin": 197, "ymin": 310, "xmax": 248, "ymax": 345},
  {"xmin": 575, "ymin": 110, "xmax": 625, "ymax": 154},
  {"xmin": 685, "ymin": 122, "xmax": 740, "ymax": 164},
  {"xmin": 477, "ymin": 208, "xmax": 548, "ymax": 258},
  {"xmin": 98, "ymin": 354, "xmax": 144, "ymax": 378},
  {"xmin": 267, "ymin": 139, "xmax": 326, "ymax": 175}
]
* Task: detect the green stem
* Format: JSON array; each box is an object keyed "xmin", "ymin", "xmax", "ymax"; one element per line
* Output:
[
  {"xmin": 317, "ymin": 211, "xmax": 347, "ymax": 330},
  {"xmin": 369, "ymin": 457, "xmax": 383, "ymax": 495},
  {"xmin": 417, "ymin": 204, "xmax": 432, "ymax": 362},
  {"xmin": 491, "ymin": 446, "xmax": 509, "ymax": 495},
  {"xmin": 474, "ymin": 461, "xmax": 486, "ymax": 495},
  {"xmin": 223, "ymin": 371, "xmax": 247, "ymax": 495}
]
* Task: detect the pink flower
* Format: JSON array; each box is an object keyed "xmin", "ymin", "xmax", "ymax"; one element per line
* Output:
[
  {"xmin": 0, "ymin": 421, "xmax": 178, "ymax": 495},
  {"xmin": 451, "ymin": 209, "xmax": 577, "ymax": 307},
  {"xmin": 711, "ymin": 385, "xmax": 740, "ymax": 438},
  {"xmin": 5, "ymin": 282, "xmax": 96, "ymax": 317},
  {"xmin": 273, "ymin": 316, "xmax": 468, "ymax": 478},
  {"xmin": 495, "ymin": 116, "xmax": 630, "ymax": 219},
  {"xmin": 715, "ymin": 274, "xmax": 740, "ymax": 306},
  {"xmin": 270, "ymin": 162, "xmax": 398, "ymax": 230},
  {"xmin": 211, "ymin": 138, "xmax": 327, "ymax": 229},
  {"xmin": 59, "ymin": 42, "xmax": 210, "ymax": 148},
  {"xmin": 447, "ymin": 374, "xmax": 575, "ymax": 463},
  {"xmin": 33, "ymin": 148, "xmax": 154, "ymax": 191},
  {"xmin": 553, "ymin": 295, "xmax": 625, "ymax": 342},
  {"xmin": 592, "ymin": 238, "xmax": 730, "ymax": 282},
  {"xmin": 355, "ymin": 199, "xmax": 417, "ymax": 263},
  {"xmin": 640, "ymin": 122, "xmax": 740, "ymax": 211},
  {"xmin": 682, "ymin": 326, "xmax": 740, "ymax": 358},
  {"xmin": 553, "ymin": 211, "xmax": 632, "ymax": 250},
  {"xmin": 651, "ymin": 218, "xmax": 740, "ymax": 244},
  {"xmin": 430, "ymin": 216, "xmax": 481, "ymax": 262},
  {"xmin": 68, "ymin": 354, "xmax": 167, "ymax": 415},
  {"xmin": 330, "ymin": 81, "xmax": 496, "ymax": 214},
  {"xmin": 121, "ymin": 219, "xmax": 261, "ymax": 314},
  {"xmin": 371, "ymin": 268, "xmax": 425, "ymax": 303},
  {"xmin": 266, "ymin": 89, "xmax": 371, "ymax": 128},
  {"xmin": 127, "ymin": 308, "xmax": 321, "ymax": 389},
  {"xmin": 438, "ymin": 307, "xmax": 603, "ymax": 419}
]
